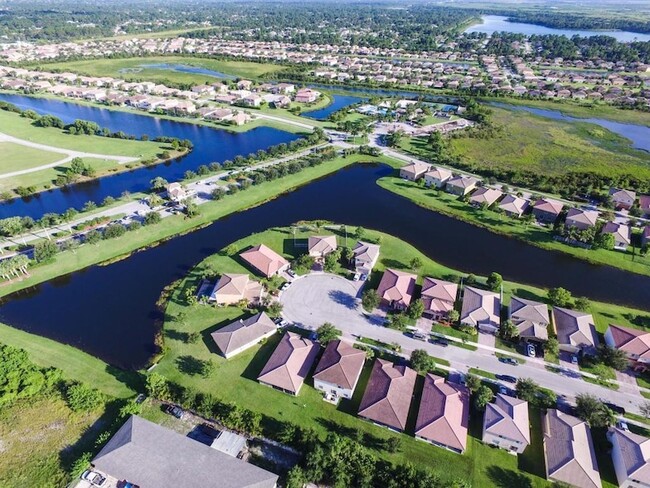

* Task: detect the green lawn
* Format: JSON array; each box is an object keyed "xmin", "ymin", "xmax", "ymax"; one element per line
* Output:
[
  {"xmin": 377, "ymin": 176, "xmax": 650, "ymax": 278},
  {"xmin": 39, "ymin": 56, "xmax": 289, "ymax": 84},
  {"xmin": 0, "ymin": 141, "xmax": 63, "ymax": 171}
]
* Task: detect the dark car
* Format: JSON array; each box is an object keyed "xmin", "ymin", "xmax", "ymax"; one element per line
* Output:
[
  {"xmin": 604, "ymin": 402, "xmax": 626, "ymax": 415},
  {"xmin": 166, "ymin": 405, "xmax": 185, "ymax": 419},
  {"xmin": 496, "ymin": 374, "xmax": 517, "ymax": 383},
  {"xmin": 431, "ymin": 338, "xmax": 449, "ymax": 347},
  {"xmin": 498, "ymin": 357, "xmax": 519, "ymax": 366}
]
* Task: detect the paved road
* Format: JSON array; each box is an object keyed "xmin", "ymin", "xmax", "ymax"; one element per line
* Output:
[
  {"xmin": 280, "ymin": 273, "xmax": 647, "ymax": 415},
  {"xmin": 0, "ymin": 132, "xmax": 139, "ymax": 179}
]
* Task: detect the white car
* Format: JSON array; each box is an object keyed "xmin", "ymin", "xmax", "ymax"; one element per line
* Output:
[
  {"xmin": 353, "ymin": 273, "xmax": 361, "ymax": 281},
  {"xmin": 82, "ymin": 470, "xmax": 106, "ymax": 487},
  {"xmin": 280, "ymin": 282, "xmax": 290, "ymax": 291}
]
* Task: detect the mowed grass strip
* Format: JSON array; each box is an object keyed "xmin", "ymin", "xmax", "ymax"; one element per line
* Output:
[{"xmin": 0, "ymin": 141, "xmax": 63, "ymax": 173}]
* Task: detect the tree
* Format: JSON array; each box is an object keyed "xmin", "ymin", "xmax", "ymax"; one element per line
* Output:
[
  {"xmin": 361, "ymin": 289, "xmax": 380, "ymax": 312},
  {"xmin": 499, "ymin": 320, "xmax": 519, "ymax": 341},
  {"xmin": 596, "ymin": 344, "xmax": 629, "ymax": 371},
  {"xmin": 407, "ymin": 298, "xmax": 424, "ymax": 320},
  {"xmin": 548, "ymin": 287, "xmax": 574, "ymax": 308},
  {"xmin": 316, "ymin": 323, "xmax": 341, "ymax": 345},
  {"xmin": 474, "ymin": 385, "xmax": 494, "ymax": 411},
  {"xmin": 354, "ymin": 226, "xmax": 366, "ymax": 239},
  {"xmin": 575, "ymin": 393, "xmax": 615, "ymax": 428},
  {"xmin": 145, "ymin": 372, "xmax": 170, "ymax": 400},
  {"xmin": 65, "ymin": 382, "xmax": 103, "ymax": 412},
  {"xmin": 515, "ymin": 378, "xmax": 540, "ymax": 403},
  {"xmin": 265, "ymin": 301, "xmax": 283, "ymax": 318},
  {"xmin": 33, "ymin": 240, "xmax": 58, "ymax": 263},
  {"xmin": 323, "ymin": 248, "xmax": 341, "ymax": 272},
  {"xmin": 143, "ymin": 212, "xmax": 162, "ymax": 226},
  {"xmin": 464, "ymin": 373, "xmax": 481, "ymax": 393},
  {"xmin": 410, "ymin": 349, "xmax": 436, "ymax": 374},
  {"xmin": 148, "ymin": 194, "xmax": 163, "ymax": 208},
  {"xmin": 641, "ymin": 401, "xmax": 650, "ymax": 420},
  {"xmin": 447, "ymin": 309, "xmax": 460, "ymax": 324},
  {"xmin": 388, "ymin": 312, "xmax": 408, "ymax": 331},
  {"xmin": 465, "ymin": 274, "xmax": 477, "ymax": 286},
  {"xmin": 85, "ymin": 230, "xmax": 101, "ymax": 245},
  {"xmin": 285, "ymin": 466, "xmax": 308, "ymax": 488},
  {"xmin": 575, "ymin": 296, "xmax": 591, "ymax": 311},
  {"xmin": 102, "ymin": 224, "xmax": 126, "ymax": 239},
  {"xmin": 486, "ymin": 272, "xmax": 502, "ymax": 291},
  {"xmin": 409, "ymin": 257, "xmax": 423, "ymax": 270},
  {"xmin": 544, "ymin": 337, "xmax": 559, "ymax": 357},
  {"xmin": 183, "ymin": 198, "xmax": 199, "ymax": 218}
]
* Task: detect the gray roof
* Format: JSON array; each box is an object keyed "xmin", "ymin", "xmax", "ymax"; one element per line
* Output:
[{"xmin": 92, "ymin": 416, "xmax": 278, "ymax": 488}]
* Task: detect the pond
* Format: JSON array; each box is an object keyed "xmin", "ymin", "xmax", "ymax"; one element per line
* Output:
[
  {"xmin": 124, "ymin": 63, "xmax": 237, "ymax": 80},
  {"xmin": 1, "ymin": 163, "xmax": 648, "ymax": 369},
  {"xmin": 301, "ymin": 95, "xmax": 365, "ymax": 120},
  {"xmin": 0, "ymin": 93, "xmax": 300, "ymax": 219},
  {"xmin": 465, "ymin": 15, "xmax": 650, "ymax": 43},
  {"xmin": 492, "ymin": 102, "xmax": 650, "ymax": 152}
]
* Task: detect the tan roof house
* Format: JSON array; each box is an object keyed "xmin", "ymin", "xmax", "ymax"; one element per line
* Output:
[
  {"xmin": 446, "ymin": 175, "xmax": 480, "ymax": 196},
  {"xmin": 641, "ymin": 196, "xmax": 650, "ymax": 218},
  {"xmin": 565, "ymin": 208, "xmax": 599, "ymax": 231},
  {"xmin": 307, "ymin": 235, "xmax": 338, "ymax": 258},
  {"xmin": 542, "ymin": 409, "xmax": 602, "ymax": 488},
  {"xmin": 498, "ymin": 194, "xmax": 530, "ymax": 217},
  {"xmin": 605, "ymin": 324, "xmax": 650, "ymax": 372},
  {"xmin": 460, "ymin": 286, "xmax": 501, "ymax": 332},
  {"xmin": 469, "ymin": 187, "xmax": 503, "ymax": 207},
  {"xmin": 210, "ymin": 273, "xmax": 263, "ymax": 305},
  {"xmin": 358, "ymin": 359, "xmax": 416, "ymax": 432},
  {"xmin": 313, "ymin": 340, "xmax": 366, "ymax": 403},
  {"xmin": 609, "ymin": 188, "xmax": 636, "ymax": 210},
  {"xmin": 376, "ymin": 268, "xmax": 417, "ymax": 310},
  {"xmin": 240, "ymin": 244, "xmax": 290, "ymax": 278},
  {"xmin": 607, "ymin": 427, "xmax": 650, "ymax": 488},
  {"xmin": 166, "ymin": 182, "xmax": 187, "ymax": 203},
  {"xmin": 533, "ymin": 198, "xmax": 565, "ymax": 223},
  {"xmin": 482, "ymin": 394, "xmax": 530, "ymax": 454},
  {"xmin": 257, "ymin": 332, "xmax": 319, "ymax": 395},
  {"xmin": 509, "ymin": 296, "xmax": 550, "ymax": 342},
  {"xmin": 642, "ymin": 226, "xmax": 650, "ymax": 247},
  {"xmin": 420, "ymin": 277, "xmax": 458, "ymax": 321},
  {"xmin": 415, "ymin": 374, "xmax": 469, "ymax": 454},
  {"xmin": 600, "ymin": 222, "xmax": 631, "ymax": 251},
  {"xmin": 424, "ymin": 167, "xmax": 453, "ymax": 188},
  {"xmin": 211, "ymin": 312, "xmax": 277, "ymax": 359},
  {"xmin": 399, "ymin": 162, "xmax": 430, "ymax": 182},
  {"xmin": 352, "ymin": 241, "xmax": 380, "ymax": 275},
  {"xmin": 552, "ymin": 307, "xmax": 599, "ymax": 355}
]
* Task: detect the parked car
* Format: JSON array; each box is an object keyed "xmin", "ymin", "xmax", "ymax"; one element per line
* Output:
[
  {"xmin": 278, "ymin": 319, "xmax": 289, "ymax": 328},
  {"xmin": 81, "ymin": 470, "xmax": 106, "ymax": 487},
  {"xmin": 353, "ymin": 273, "xmax": 361, "ymax": 281},
  {"xmin": 616, "ymin": 419, "xmax": 629, "ymax": 431},
  {"xmin": 280, "ymin": 282, "xmax": 290, "ymax": 291},
  {"xmin": 166, "ymin": 405, "xmax": 185, "ymax": 419},
  {"xmin": 411, "ymin": 331, "xmax": 428, "ymax": 341},
  {"xmin": 287, "ymin": 269, "xmax": 296, "ymax": 278},
  {"xmin": 571, "ymin": 355, "xmax": 579, "ymax": 365},
  {"xmin": 431, "ymin": 338, "xmax": 449, "ymax": 347},
  {"xmin": 498, "ymin": 357, "xmax": 519, "ymax": 366},
  {"xmin": 526, "ymin": 343, "xmax": 536, "ymax": 357},
  {"xmin": 496, "ymin": 374, "xmax": 517, "ymax": 383}
]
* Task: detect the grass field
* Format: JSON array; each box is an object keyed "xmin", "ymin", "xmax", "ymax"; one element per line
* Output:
[
  {"xmin": 426, "ymin": 107, "xmax": 650, "ymax": 179},
  {"xmin": 0, "ymin": 141, "xmax": 63, "ymax": 171},
  {"xmin": 38, "ymin": 56, "xmax": 289, "ymax": 84},
  {"xmin": 378, "ymin": 176, "xmax": 650, "ymax": 278}
]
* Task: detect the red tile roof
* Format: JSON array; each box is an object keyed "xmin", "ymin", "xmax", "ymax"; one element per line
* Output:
[
  {"xmin": 240, "ymin": 244, "xmax": 289, "ymax": 278},
  {"xmin": 257, "ymin": 332, "xmax": 319, "ymax": 394}
]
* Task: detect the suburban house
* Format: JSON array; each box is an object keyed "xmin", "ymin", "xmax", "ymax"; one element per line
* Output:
[
  {"xmin": 257, "ymin": 332, "xmax": 319, "ymax": 395},
  {"xmin": 231, "ymin": 111, "xmax": 252, "ymax": 126},
  {"xmin": 240, "ymin": 244, "xmax": 290, "ymax": 278},
  {"xmin": 469, "ymin": 187, "xmax": 503, "ymax": 207},
  {"xmin": 312, "ymin": 340, "xmax": 366, "ymax": 403},
  {"xmin": 424, "ymin": 167, "xmax": 453, "ymax": 188},
  {"xmin": 351, "ymin": 241, "xmax": 380, "ymax": 276},
  {"xmin": 482, "ymin": 394, "xmax": 530, "ymax": 454},
  {"xmin": 641, "ymin": 196, "xmax": 650, "ymax": 217},
  {"xmin": 91, "ymin": 416, "xmax": 278, "ymax": 488},
  {"xmin": 644, "ymin": 226, "xmax": 650, "ymax": 248},
  {"xmin": 237, "ymin": 80, "xmax": 253, "ymax": 90},
  {"xmin": 399, "ymin": 162, "xmax": 430, "ymax": 181},
  {"xmin": 166, "ymin": 182, "xmax": 188, "ymax": 203},
  {"xmin": 609, "ymin": 188, "xmax": 636, "ymax": 210},
  {"xmin": 498, "ymin": 194, "xmax": 530, "ymax": 217},
  {"xmin": 565, "ymin": 208, "xmax": 599, "ymax": 230},
  {"xmin": 607, "ymin": 427, "xmax": 650, "ymax": 488},
  {"xmin": 552, "ymin": 307, "xmax": 599, "ymax": 356},
  {"xmin": 509, "ymin": 296, "xmax": 550, "ymax": 343},
  {"xmin": 210, "ymin": 274, "xmax": 263, "ymax": 305},
  {"xmin": 604, "ymin": 324, "xmax": 650, "ymax": 372},
  {"xmin": 446, "ymin": 175, "xmax": 480, "ymax": 196},
  {"xmin": 542, "ymin": 409, "xmax": 602, "ymax": 488},
  {"xmin": 414, "ymin": 374, "xmax": 469, "ymax": 453},
  {"xmin": 420, "ymin": 277, "xmax": 458, "ymax": 321},
  {"xmin": 211, "ymin": 312, "xmax": 277, "ymax": 359},
  {"xmin": 600, "ymin": 222, "xmax": 631, "ymax": 251},
  {"xmin": 460, "ymin": 286, "xmax": 501, "ymax": 333},
  {"xmin": 532, "ymin": 198, "xmax": 565, "ymax": 223},
  {"xmin": 307, "ymin": 235, "xmax": 338, "ymax": 258},
  {"xmin": 294, "ymin": 88, "xmax": 320, "ymax": 103},
  {"xmin": 357, "ymin": 359, "xmax": 417, "ymax": 432},
  {"xmin": 376, "ymin": 268, "xmax": 417, "ymax": 310}
]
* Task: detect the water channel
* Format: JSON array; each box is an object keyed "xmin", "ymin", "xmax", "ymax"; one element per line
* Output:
[{"xmin": 1, "ymin": 163, "xmax": 649, "ymax": 369}]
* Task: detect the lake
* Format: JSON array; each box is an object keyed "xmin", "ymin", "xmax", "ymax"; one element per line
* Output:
[
  {"xmin": 1, "ymin": 163, "xmax": 649, "ymax": 369},
  {"xmin": 302, "ymin": 94, "xmax": 365, "ymax": 120},
  {"xmin": 125, "ymin": 63, "xmax": 237, "ymax": 80},
  {"xmin": 491, "ymin": 102, "xmax": 650, "ymax": 152},
  {"xmin": 0, "ymin": 93, "xmax": 299, "ymax": 219},
  {"xmin": 465, "ymin": 16, "xmax": 650, "ymax": 43}
]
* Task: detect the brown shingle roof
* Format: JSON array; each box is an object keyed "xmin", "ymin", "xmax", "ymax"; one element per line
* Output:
[
  {"xmin": 240, "ymin": 244, "xmax": 289, "ymax": 278},
  {"xmin": 415, "ymin": 374, "xmax": 469, "ymax": 452},
  {"xmin": 483, "ymin": 394, "xmax": 530, "ymax": 445},
  {"xmin": 358, "ymin": 359, "xmax": 416, "ymax": 431},
  {"xmin": 510, "ymin": 296, "xmax": 550, "ymax": 341},
  {"xmin": 553, "ymin": 307, "xmax": 599, "ymax": 352},
  {"xmin": 257, "ymin": 332, "xmax": 319, "ymax": 394},
  {"xmin": 460, "ymin": 286, "xmax": 500, "ymax": 328},
  {"xmin": 313, "ymin": 340, "xmax": 365, "ymax": 390},
  {"xmin": 608, "ymin": 427, "xmax": 650, "ymax": 484},
  {"xmin": 211, "ymin": 312, "xmax": 276, "ymax": 358}
]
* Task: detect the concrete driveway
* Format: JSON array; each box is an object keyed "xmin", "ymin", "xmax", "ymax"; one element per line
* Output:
[{"xmin": 280, "ymin": 273, "xmax": 382, "ymax": 330}]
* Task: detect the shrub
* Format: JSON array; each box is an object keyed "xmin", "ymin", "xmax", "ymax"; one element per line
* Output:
[
  {"xmin": 64, "ymin": 382, "xmax": 103, "ymax": 412},
  {"xmin": 103, "ymin": 223, "xmax": 126, "ymax": 239},
  {"xmin": 33, "ymin": 240, "xmax": 58, "ymax": 262}
]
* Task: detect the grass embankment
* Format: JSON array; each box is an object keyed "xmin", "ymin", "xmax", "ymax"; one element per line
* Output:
[
  {"xmin": 378, "ymin": 176, "xmax": 650, "ymax": 278},
  {"xmin": 38, "ymin": 56, "xmax": 288, "ymax": 83},
  {"xmin": 407, "ymin": 107, "xmax": 650, "ymax": 179},
  {"xmin": 0, "ymin": 109, "xmax": 180, "ymax": 194}
]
